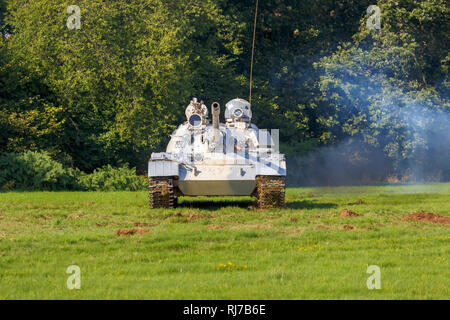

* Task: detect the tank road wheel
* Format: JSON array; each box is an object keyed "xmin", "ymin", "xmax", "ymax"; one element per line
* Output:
[
  {"xmin": 148, "ymin": 177, "xmax": 176, "ymax": 209},
  {"xmin": 255, "ymin": 176, "xmax": 285, "ymax": 209}
]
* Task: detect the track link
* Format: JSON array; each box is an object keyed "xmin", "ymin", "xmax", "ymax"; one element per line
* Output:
[
  {"xmin": 149, "ymin": 177, "xmax": 176, "ymax": 208},
  {"xmin": 255, "ymin": 175, "xmax": 285, "ymax": 209}
]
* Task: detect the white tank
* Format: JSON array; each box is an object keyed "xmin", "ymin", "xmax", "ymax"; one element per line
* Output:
[{"xmin": 148, "ymin": 98, "xmax": 286, "ymax": 209}]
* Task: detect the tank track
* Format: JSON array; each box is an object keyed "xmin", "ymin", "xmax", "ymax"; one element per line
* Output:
[
  {"xmin": 148, "ymin": 177, "xmax": 177, "ymax": 208},
  {"xmin": 255, "ymin": 175, "xmax": 285, "ymax": 209}
]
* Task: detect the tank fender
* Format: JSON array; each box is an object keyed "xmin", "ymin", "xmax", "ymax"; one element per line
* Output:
[{"xmin": 148, "ymin": 153, "xmax": 179, "ymax": 177}]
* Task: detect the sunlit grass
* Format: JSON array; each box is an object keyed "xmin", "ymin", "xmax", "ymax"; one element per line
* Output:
[{"xmin": 0, "ymin": 183, "xmax": 449, "ymax": 299}]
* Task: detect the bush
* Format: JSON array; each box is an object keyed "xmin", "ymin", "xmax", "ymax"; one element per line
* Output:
[
  {"xmin": 0, "ymin": 152, "xmax": 147, "ymax": 191},
  {"xmin": 78, "ymin": 165, "xmax": 147, "ymax": 191},
  {"xmin": 0, "ymin": 151, "xmax": 81, "ymax": 190}
]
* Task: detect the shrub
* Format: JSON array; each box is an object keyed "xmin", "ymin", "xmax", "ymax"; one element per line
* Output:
[
  {"xmin": 0, "ymin": 152, "xmax": 147, "ymax": 191},
  {"xmin": 78, "ymin": 165, "xmax": 147, "ymax": 191},
  {"xmin": 0, "ymin": 151, "xmax": 81, "ymax": 190}
]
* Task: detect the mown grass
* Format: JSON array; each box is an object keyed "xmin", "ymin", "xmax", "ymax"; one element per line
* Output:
[{"xmin": 0, "ymin": 183, "xmax": 449, "ymax": 299}]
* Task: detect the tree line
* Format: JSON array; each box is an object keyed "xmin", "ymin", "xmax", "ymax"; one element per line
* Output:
[{"xmin": 1, "ymin": 0, "xmax": 449, "ymax": 185}]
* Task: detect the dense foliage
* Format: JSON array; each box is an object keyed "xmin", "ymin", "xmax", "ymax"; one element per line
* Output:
[
  {"xmin": 0, "ymin": 151, "xmax": 145, "ymax": 191},
  {"xmin": 78, "ymin": 165, "xmax": 147, "ymax": 191},
  {"xmin": 0, "ymin": 151, "xmax": 79, "ymax": 190},
  {"xmin": 0, "ymin": 0, "xmax": 448, "ymax": 185}
]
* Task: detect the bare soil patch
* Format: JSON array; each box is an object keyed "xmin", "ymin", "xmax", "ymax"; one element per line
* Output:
[
  {"xmin": 131, "ymin": 222, "xmax": 158, "ymax": 227},
  {"xmin": 116, "ymin": 228, "xmax": 149, "ymax": 236},
  {"xmin": 66, "ymin": 211, "xmax": 84, "ymax": 220},
  {"xmin": 315, "ymin": 224, "xmax": 357, "ymax": 231},
  {"xmin": 205, "ymin": 225, "xmax": 220, "ymax": 229},
  {"xmin": 188, "ymin": 213, "xmax": 206, "ymax": 222},
  {"xmin": 340, "ymin": 208, "xmax": 360, "ymax": 218},
  {"xmin": 172, "ymin": 212, "xmax": 206, "ymax": 222},
  {"xmin": 316, "ymin": 225, "xmax": 333, "ymax": 230},
  {"xmin": 402, "ymin": 211, "xmax": 450, "ymax": 224}
]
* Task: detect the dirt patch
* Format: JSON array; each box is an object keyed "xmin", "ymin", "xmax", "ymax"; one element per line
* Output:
[
  {"xmin": 340, "ymin": 208, "xmax": 359, "ymax": 218},
  {"xmin": 187, "ymin": 213, "xmax": 206, "ymax": 222},
  {"xmin": 171, "ymin": 212, "xmax": 206, "ymax": 222},
  {"xmin": 402, "ymin": 211, "xmax": 450, "ymax": 224},
  {"xmin": 342, "ymin": 224, "xmax": 355, "ymax": 230},
  {"xmin": 231, "ymin": 223, "xmax": 273, "ymax": 231},
  {"xmin": 34, "ymin": 214, "xmax": 50, "ymax": 220},
  {"xmin": 66, "ymin": 211, "xmax": 84, "ymax": 220},
  {"xmin": 313, "ymin": 213, "xmax": 331, "ymax": 218},
  {"xmin": 116, "ymin": 228, "xmax": 149, "ymax": 236},
  {"xmin": 290, "ymin": 217, "xmax": 298, "ymax": 223},
  {"xmin": 205, "ymin": 225, "xmax": 220, "ymax": 230},
  {"xmin": 131, "ymin": 222, "xmax": 158, "ymax": 227},
  {"xmin": 261, "ymin": 215, "xmax": 277, "ymax": 219},
  {"xmin": 248, "ymin": 224, "xmax": 272, "ymax": 230},
  {"xmin": 316, "ymin": 225, "xmax": 333, "ymax": 230}
]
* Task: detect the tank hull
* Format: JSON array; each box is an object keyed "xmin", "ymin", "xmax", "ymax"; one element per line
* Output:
[
  {"xmin": 177, "ymin": 180, "xmax": 256, "ymax": 196},
  {"xmin": 149, "ymin": 153, "xmax": 285, "ymax": 197},
  {"xmin": 176, "ymin": 161, "xmax": 258, "ymax": 196},
  {"xmin": 178, "ymin": 155, "xmax": 284, "ymax": 196}
]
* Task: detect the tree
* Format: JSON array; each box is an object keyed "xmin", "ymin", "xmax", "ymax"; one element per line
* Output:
[
  {"xmin": 3, "ymin": 0, "xmax": 243, "ymax": 171},
  {"xmin": 315, "ymin": 0, "xmax": 450, "ymax": 179}
]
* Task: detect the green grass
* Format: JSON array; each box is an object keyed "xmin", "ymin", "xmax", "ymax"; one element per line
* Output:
[{"xmin": 0, "ymin": 183, "xmax": 449, "ymax": 299}]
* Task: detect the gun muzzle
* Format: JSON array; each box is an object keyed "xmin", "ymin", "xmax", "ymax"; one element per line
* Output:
[{"xmin": 212, "ymin": 102, "xmax": 220, "ymax": 130}]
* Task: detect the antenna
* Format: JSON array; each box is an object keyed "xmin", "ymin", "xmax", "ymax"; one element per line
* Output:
[{"xmin": 249, "ymin": 0, "xmax": 259, "ymax": 106}]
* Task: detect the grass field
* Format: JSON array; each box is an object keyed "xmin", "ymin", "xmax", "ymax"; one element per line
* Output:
[{"xmin": 0, "ymin": 183, "xmax": 449, "ymax": 299}]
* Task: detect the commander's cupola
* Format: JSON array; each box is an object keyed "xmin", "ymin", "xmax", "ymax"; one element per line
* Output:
[{"xmin": 224, "ymin": 98, "xmax": 252, "ymax": 128}]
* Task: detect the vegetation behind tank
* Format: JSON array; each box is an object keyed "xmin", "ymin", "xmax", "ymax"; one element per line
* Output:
[{"xmin": 1, "ymin": 0, "xmax": 448, "ymax": 186}]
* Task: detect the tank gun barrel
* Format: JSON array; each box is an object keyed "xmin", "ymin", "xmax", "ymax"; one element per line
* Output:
[
  {"xmin": 211, "ymin": 102, "xmax": 222, "ymax": 152},
  {"xmin": 212, "ymin": 102, "xmax": 220, "ymax": 130}
]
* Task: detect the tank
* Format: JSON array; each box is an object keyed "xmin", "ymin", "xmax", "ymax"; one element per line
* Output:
[{"xmin": 148, "ymin": 97, "xmax": 286, "ymax": 209}]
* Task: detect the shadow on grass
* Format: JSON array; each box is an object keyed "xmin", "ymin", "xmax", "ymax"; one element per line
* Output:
[
  {"xmin": 178, "ymin": 197, "xmax": 338, "ymax": 210},
  {"xmin": 285, "ymin": 200, "xmax": 338, "ymax": 210},
  {"xmin": 178, "ymin": 198, "xmax": 254, "ymax": 210}
]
